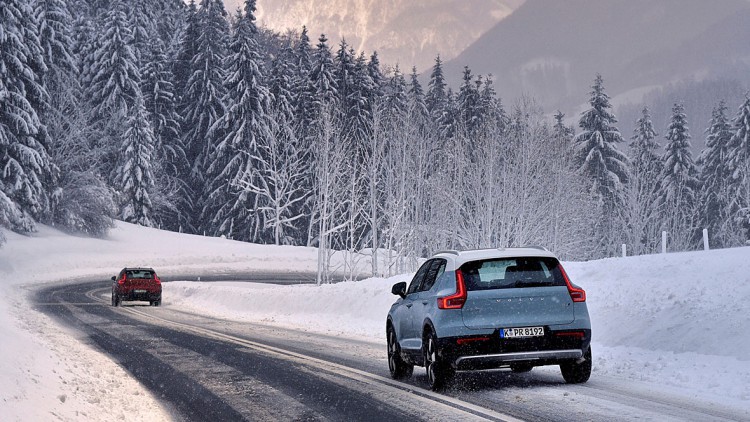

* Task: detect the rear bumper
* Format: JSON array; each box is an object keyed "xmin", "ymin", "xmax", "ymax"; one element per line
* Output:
[
  {"xmin": 119, "ymin": 291, "xmax": 161, "ymax": 302},
  {"xmin": 455, "ymin": 349, "xmax": 583, "ymax": 370},
  {"xmin": 439, "ymin": 328, "xmax": 591, "ymax": 370}
]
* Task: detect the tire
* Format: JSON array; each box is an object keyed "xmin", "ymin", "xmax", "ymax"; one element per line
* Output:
[
  {"xmin": 424, "ymin": 330, "xmax": 453, "ymax": 391},
  {"xmin": 113, "ymin": 293, "xmax": 121, "ymax": 307},
  {"xmin": 387, "ymin": 326, "xmax": 413, "ymax": 379},
  {"xmin": 111, "ymin": 291, "xmax": 116, "ymax": 306},
  {"xmin": 153, "ymin": 298, "xmax": 161, "ymax": 307},
  {"xmin": 560, "ymin": 346, "xmax": 592, "ymax": 384},
  {"xmin": 510, "ymin": 363, "xmax": 534, "ymax": 373}
]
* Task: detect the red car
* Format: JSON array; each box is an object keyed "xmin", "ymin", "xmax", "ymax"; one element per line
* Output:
[{"xmin": 111, "ymin": 267, "xmax": 162, "ymax": 307}]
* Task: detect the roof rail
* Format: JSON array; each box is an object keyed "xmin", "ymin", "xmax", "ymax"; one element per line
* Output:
[{"xmin": 434, "ymin": 250, "xmax": 460, "ymax": 256}]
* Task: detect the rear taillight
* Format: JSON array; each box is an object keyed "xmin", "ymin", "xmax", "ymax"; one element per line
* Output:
[
  {"xmin": 559, "ymin": 264, "xmax": 586, "ymax": 302},
  {"xmin": 456, "ymin": 336, "xmax": 490, "ymax": 345},
  {"xmin": 118, "ymin": 274, "xmax": 126, "ymax": 284},
  {"xmin": 555, "ymin": 331, "xmax": 585, "ymax": 339},
  {"xmin": 438, "ymin": 269, "xmax": 467, "ymax": 309},
  {"xmin": 154, "ymin": 275, "xmax": 161, "ymax": 284}
]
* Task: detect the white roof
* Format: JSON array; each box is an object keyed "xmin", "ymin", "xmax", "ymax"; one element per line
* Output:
[{"xmin": 432, "ymin": 247, "xmax": 558, "ymax": 269}]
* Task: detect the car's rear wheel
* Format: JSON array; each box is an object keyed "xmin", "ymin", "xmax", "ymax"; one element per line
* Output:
[
  {"xmin": 387, "ymin": 326, "xmax": 413, "ymax": 379},
  {"xmin": 424, "ymin": 330, "xmax": 453, "ymax": 391},
  {"xmin": 113, "ymin": 293, "xmax": 121, "ymax": 307},
  {"xmin": 151, "ymin": 298, "xmax": 161, "ymax": 307},
  {"xmin": 560, "ymin": 346, "xmax": 592, "ymax": 384}
]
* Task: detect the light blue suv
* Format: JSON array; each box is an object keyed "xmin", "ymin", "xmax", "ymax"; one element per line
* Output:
[{"xmin": 386, "ymin": 248, "xmax": 592, "ymax": 390}]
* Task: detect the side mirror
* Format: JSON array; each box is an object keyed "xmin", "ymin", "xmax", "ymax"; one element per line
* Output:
[
  {"xmin": 111, "ymin": 276, "xmax": 116, "ymax": 281},
  {"xmin": 391, "ymin": 282, "xmax": 407, "ymax": 299}
]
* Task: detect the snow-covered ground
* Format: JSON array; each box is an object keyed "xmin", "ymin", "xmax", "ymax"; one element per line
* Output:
[{"xmin": 1, "ymin": 222, "xmax": 749, "ymax": 420}]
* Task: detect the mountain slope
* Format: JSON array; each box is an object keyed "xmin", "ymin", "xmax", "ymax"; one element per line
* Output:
[
  {"xmin": 442, "ymin": 0, "xmax": 750, "ymax": 111},
  {"xmin": 248, "ymin": 0, "xmax": 524, "ymax": 71}
]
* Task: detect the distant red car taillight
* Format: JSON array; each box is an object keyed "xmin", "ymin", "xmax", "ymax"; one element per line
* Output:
[
  {"xmin": 118, "ymin": 274, "xmax": 126, "ymax": 284},
  {"xmin": 438, "ymin": 269, "xmax": 467, "ymax": 309},
  {"xmin": 559, "ymin": 264, "xmax": 586, "ymax": 302},
  {"xmin": 154, "ymin": 275, "xmax": 161, "ymax": 285}
]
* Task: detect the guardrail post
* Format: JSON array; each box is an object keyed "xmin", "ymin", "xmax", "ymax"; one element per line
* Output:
[{"xmin": 703, "ymin": 229, "xmax": 709, "ymax": 251}]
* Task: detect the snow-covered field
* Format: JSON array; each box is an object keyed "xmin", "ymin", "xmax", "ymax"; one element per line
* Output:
[{"xmin": 1, "ymin": 222, "xmax": 749, "ymax": 420}]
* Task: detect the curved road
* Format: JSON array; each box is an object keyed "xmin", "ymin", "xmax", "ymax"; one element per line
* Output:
[{"xmin": 33, "ymin": 276, "xmax": 749, "ymax": 422}]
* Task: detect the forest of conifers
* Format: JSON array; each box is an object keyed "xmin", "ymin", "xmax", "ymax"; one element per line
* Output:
[{"xmin": 2, "ymin": 0, "xmax": 749, "ymax": 276}]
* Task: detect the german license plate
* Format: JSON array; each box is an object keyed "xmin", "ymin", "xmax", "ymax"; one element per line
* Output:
[
  {"xmin": 500, "ymin": 326, "xmax": 544, "ymax": 338},
  {"xmin": 134, "ymin": 290, "xmax": 147, "ymax": 294}
]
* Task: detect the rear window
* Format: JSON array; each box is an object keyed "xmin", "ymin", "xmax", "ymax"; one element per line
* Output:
[
  {"xmin": 460, "ymin": 257, "xmax": 565, "ymax": 291},
  {"xmin": 126, "ymin": 270, "xmax": 154, "ymax": 279}
]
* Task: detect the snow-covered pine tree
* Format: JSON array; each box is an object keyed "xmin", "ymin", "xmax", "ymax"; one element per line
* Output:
[
  {"xmin": 292, "ymin": 26, "xmax": 315, "ymax": 142},
  {"xmin": 269, "ymin": 41, "xmax": 296, "ymax": 123},
  {"xmin": 334, "ymin": 40, "xmax": 354, "ymax": 109},
  {"xmin": 346, "ymin": 52, "xmax": 374, "ymax": 148},
  {"xmin": 367, "ymin": 51, "xmax": 385, "ymax": 99},
  {"xmin": 387, "ymin": 67, "xmax": 432, "ymax": 270},
  {"xmin": 659, "ymin": 102, "xmax": 699, "ymax": 251},
  {"xmin": 0, "ymin": 0, "xmax": 58, "ymax": 240},
  {"xmin": 478, "ymin": 76, "xmax": 504, "ymax": 133},
  {"xmin": 306, "ymin": 33, "xmax": 343, "ymax": 251},
  {"xmin": 457, "ymin": 66, "xmax": 481, "ymax": 136},
  {"xmin": 625, "ymin": 106, "xmax": 662, "ymax": 255},
  {"xmin": 338, "ymin": 50, "xmax": 373, "ymax": 276},
  {"xmin": 88, "ymin": 1, "xmax": 140, "ymax": 120},
  {"xmin": 71, "ymin": 4, "xmax": 99, "ymax": 90},
  {"xmin": 552, "ymin": 111, "xmax": 574, "ymax": 147},
  {"xmin": 630, "ymin": 107, "xmax": 661, "ymax": 174},
  {"xmin": 290, "ymin": 26, "xmax": 317, "ymax": 246},
  {"xmin": 385, "ymin": 66, "xmax": 408, "ymax": 123},
  {"xmin": 142, "ymin": 45, "xmax": 183, "ymax": 172},
  {"xmin": 548, "ymin": 110, "xmax": 591, "ymax": 256},
  {"xmin": 311, "ymin": 34, "xmax": 338, "ymax": 110},
  {"xmin": 87, "ymin": 0, "xmax": 142, "ymax": 184},
  {"xmin": 173, "ymin": 0, "xmax": 199, "ymax": 100},
  {"xmin": 408, "ymin": 66, "xmax": 429, "ymax": 124},
  {"xmin": 439, "ymin": 88, "xmax": 459, "ymax": 140},
  {"xmin": 35, "ymin": 0, "xmax": 115, "ymax": 236},
  {"xmin": 116, "ymin": 94, "xmax": 155, "ymax": 226},
  {"xmin": 202, "ymin": 1, "xmax": 270, "ymax": 241},
  {"xmin": 126, "ymin": 0, "xmax": 156, "ymax": 68},
  {"xmin": 255, "ymin": 41, "xmax": 308, "ymax": 245},
  {"xmin": 573, "ymin": 74, "xmax": 630, "ymax": 255},
  {"xmin": 727, "ymin": 95, "xmax": 750, "ymax": 242},
  {"xmin": 142, "ymin": 44, "xmax": 188, "ymax": 231},
  {"xmin": 153, "ymin": 0, "xmax": 187, "ymax": 59},
  {"xmin": 35, "ymin": 0, "xmax": 76, "ymax": 83},
  {"xmin": 426, "ymin": 55, "xmax": 447, "ymax": 124},
  {"xmin": 697, "ymin": 101, "xmax": 735, "ymax": 247},
  {"xmin": 180, "ymin": 0, "xmax": 229, "ymax": 230}
]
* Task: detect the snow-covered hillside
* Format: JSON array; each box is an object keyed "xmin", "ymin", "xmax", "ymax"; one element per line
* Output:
[
  {"xmin": 444, "ymin": 0, "xmax": 750, "ymax": 112},
  {"xmin": 249, "ymin": 0, "xmax": 523, "ymax": 71},
  {"xmin": 1, "ymin": 222, "xmax": 749, "ymax": 419}
]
